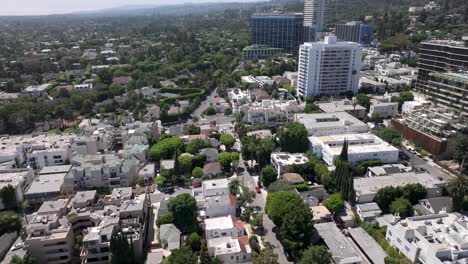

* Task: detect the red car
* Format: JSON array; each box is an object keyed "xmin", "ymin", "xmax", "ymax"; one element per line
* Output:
[
  {"xmin": 255, "ymin": 186, "xmax": 261, "ymax": 194},
  {"xmin": 193, "ymin": 182, "xmax": 202, "ymax": 188}
]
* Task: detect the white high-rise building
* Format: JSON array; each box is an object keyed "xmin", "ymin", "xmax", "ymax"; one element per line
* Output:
[
  {"xmin": 304, "ymin": 0, "xmax": 326, "ymax": 31},
  {"xmin": 297, "ymin": 36, "xmax": 362, "ymax": 98}
]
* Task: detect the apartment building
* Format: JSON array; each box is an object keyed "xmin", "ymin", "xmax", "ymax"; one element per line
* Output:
[
  {"xmin": 369, "ymin": 95, "xmax": 399, "ymax": 119},
  {"xmin": 426, "ymin": 72, "xmax": 468, "ymax": 119},
  {"xmin": 315, "ymin": 99, "xmax": 367, "ymax": 119},
  {"xmin": 25, "ymin": 165, "xmax": 72, "ymax": 204},
  {"xmin": 416, "ymin": 40, "xmax": 468, "ymax": 93},
  {"xmin": 0, "ymin": 168, "xmax": 34, "ymax": 209},
  {"xmin": 242, "ymin": 45, "xmax": 285, "ymax": 59},
  {"xmin": 271, "ymin": 152, "xmax": 309, "ymax": 175},
  {"xmin": 295, "ymin": 112, "xmax": 369, "ymax": 136},
  {"xmin": 309, "ymin": 133, "xmax": 399, "ymax": 166},
  {"xmin": 26, "ymin": 199, "xmax": 74, "ymax": 264},
  {"xmin": 315, "ymin": 222, "xmax": 363, "ymax": 264},
  {"xmin": 207, "ymin": 236, "xmax": 251, "ymax": 263},
  {"xmin": 386, "ymin": 213, "xmax": 468, "ymax": 264},
  {"xmin": 240, "ymin": 100, "xmax": 302, "ymax": 125},
  {"xmin": 204, "ymin": 215, "xmax": 245, "ymax": 239},
  {"xmin": 354, "ymin": 172, "xmax": 445, "ymax": 204},
  {"xmin": 392, "ymin": 106, "xmax": 466, "ymax": 154},
  {"xmin": 297, "ymin": 36, "xmax": 362, "ymax": 98},
  {"xmin": 64, "ymin": 154, "xmax": 139, "ymax": 193},
  {"xmin": 0, "ymin": 133, "xmax": 74, "ymax": 169}
]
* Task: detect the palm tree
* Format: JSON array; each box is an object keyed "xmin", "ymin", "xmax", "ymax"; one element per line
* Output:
[{"xmin": 447, "ymin": 174, "xmax": 468, "ymax": 212}]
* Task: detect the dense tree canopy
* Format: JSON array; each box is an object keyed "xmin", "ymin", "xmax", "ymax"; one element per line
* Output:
[
  {"xmin": 168, "ymin": 194, "xmax": 198, "ymax": 233},
  {"xmin": 277, "ymin": 122, "xmax": 309, "ymax": 153}
]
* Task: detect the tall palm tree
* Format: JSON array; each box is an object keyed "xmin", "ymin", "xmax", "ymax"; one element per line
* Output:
[{"xmin": 447, "ymin": 174, "xmax": 468, "ymax": 212}]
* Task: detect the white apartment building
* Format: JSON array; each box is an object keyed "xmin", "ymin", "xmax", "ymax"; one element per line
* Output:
[
  {"xmin": 64, "ymin": 155, "xmax": 140, "ymax": 193},
  {"xmin": 270, "ymin": 152, "xmax": 309, "ymax": 176},
  {"xmin": 194, "ymin": 179, "xmax": 230, "ymax": 208},
  {"xmin": 207, "ymin": 236, "xmax": 252, "ymax": 263},
  {"xmin": 354, "ymin": 172, "xmax": 445, "ymax": 204},
  {"xmin": 309, "ymin": 133, "xmax": 399, "ymax": 166},
  {"xmin": 0, "ymin": 133, "xmax": 74, "ymax": 169},
  {"xmin": 204, "ymin": 215, "xmax": 245, "ymax": 239},
  {"xmin": 0, "ymin": 169, "xmax": 34, "ymax": 209},
  {"xmin": 386, "ymin": 213, "xmax": 468, "ymax": 264},
  {"xmin": 240, "ymin": 100, "xmax": 302, "ymax": 125},
  {"xmin": 368, "ymin": 95, "xmax": 399, "ymax": 119},
  {"xmin": 26, "ymin": 199, "xmax": 74, "ymax": 264},
  {"xmin": 297, "ymin": 36, "xmax": 362, "ymax": 98},
  {"xmin": 296, "ymin": 112, "xmax": 369, "ymax": 136},
  {"xmin": 25, "ymin": 165, "xmax": 72, "ymax": 203},
  {"xmin": 205, "ymin": 194, "xmax": 237, "ymax": 218}
]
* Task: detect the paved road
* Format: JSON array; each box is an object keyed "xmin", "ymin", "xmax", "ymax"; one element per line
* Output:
[
  {"xmin": 401, "ymin": 148, "xmax": 454, "ymax": 181},
  {"xmin": 2, "ymin": 236, "xmax": 26, "ymax": 264},
  {"xmin": 237, "ymin": 155, "xmax": 292, "ymax": 264}
]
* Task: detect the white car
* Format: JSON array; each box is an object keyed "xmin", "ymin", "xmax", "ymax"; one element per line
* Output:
[{"xmin": 11, "ymin": 242, "xmax": 24, "ymax": 251}]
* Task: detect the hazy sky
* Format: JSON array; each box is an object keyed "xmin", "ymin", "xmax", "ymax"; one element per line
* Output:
[{"xmin": 1, "ymin": 0, "xmax": 258, "ymax": 16}]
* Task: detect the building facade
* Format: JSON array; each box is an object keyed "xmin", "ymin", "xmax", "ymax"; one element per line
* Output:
[
  {"xmin": 304, "ymin": 0, "xmax": 326, "ymax": 32},
  {"xmin": 426, "ymin": 72, "xmax": 468, "ymax": 119},
  {"xmin": 297, "ymin": 36, "xmax": 362, "ymax": 98},
  {"xmin": 417, "ymin": 40, "xmax": 468, "ymax": 89},
  {"xmin": 335, "ymin": 21, "xmax": 374, "ymax": 47},
  {"xmin": 250, "ymin": 13, "xmax": 314, "ymax": 54}
]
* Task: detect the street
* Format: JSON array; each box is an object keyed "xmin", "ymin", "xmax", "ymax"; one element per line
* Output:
[
  {"xmin": 401, "ymin": 148, "xmax": 455, "ymax": 181},
  {"xmin": 237, "ymin": 155, "xmax": 292, "ymax": 264}
]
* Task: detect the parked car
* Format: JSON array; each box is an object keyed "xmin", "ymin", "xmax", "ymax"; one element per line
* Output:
[
  {"xmin": 193, "ymin": 182, "xmax": 202, "ymax": 188},
  {"xmin": 255, "ymin": 186, "xmax": 261, "ymax": 194},
  {"xmin": 11, "ymin": 242, "xmax": 24, "ymax": 251}
]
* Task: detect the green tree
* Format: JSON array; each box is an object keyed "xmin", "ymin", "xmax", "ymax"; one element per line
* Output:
[
  {"xmin": 279, "ymin": 205, "xmax": 313, "ymax": 259},
  {"xmin": 376, "ymin": 127, "xmax": 402, "ymax": 146},
  {"xmin": 218, "ymin": 152, "xmax": 239, "ymax": 171},
  {"xmin": 189, "ymin": 233, "xmax": 202, "ymax": 251},
  {"xmin": 252, "ymin": 248, "xmax": 279, "ymax": 264},
  {"xmin": 268, "ymin": 180, "xmax": 293, "ymax": 193},
  {"xmin": 168, "ymin": 194, "xmax": 198, "ymax": 233},
  {"xmin": 277, "ymin": 122, "xmax": 309, "ymax": 153},
  {"xmin": 356, "ymin": 93, "xmax": 371, "ymax": 109},
  {"xmin": 109, "ymin": 233, "xmax": 136, "ymax": 264},
  {"xmin": 0, "ymin": 185, "xmax": 17, "ymax": 209},
  {"xmin": 374, "ymin": 186, "xmax": 403, "ymax": 213},
  {"xmin": 155, "ymin": 176, "xmax": 166, "ymax": 187},
  {"xmin": 339, "ymin": 139, "xmax": 348, "ymax": 161},
  {"xmin": 179, "ymin": 155, "xmax": 193, "ymax": 176},
  {"xmin": 156, "ymin": 214, "xmax": 174, "ymax": 227},
  {"xmin": 0, "ymin": 211, "xmax": 21, "ymax": 236},
  {"xmin": 220, "ymin": 134, "xmax": 235, "ymax": 149},
  {"xmin": 453, "ymin": 128, "xmax": 468, "ymax": 172},
  {"xmin": 9, "ymin": 255, "xmax": 36, "ymax": 264},
  {"xmin": 401, "ymin": 184, "xmax": 427, "ymax": 204},
  {"xmin": 390, "ymin": 198, "xmax": 412, "ymax": 218},
  {"xmin": 192, "ymin": 167, "xmax": 203, "ymax": 178},
  {"xmin": 150, "ymin": 137, "xmax": 184, "ymax": 161},
  {"xmin": 299, "ymin": 245, "xmax": 332, "ymax": 264},
  {"xmin": 186, "ymin": 139, "xmax": 210, "ymax": 154},
  {"xmin": 304, "ymin": 103, "xmax": 321, "ymax": 113},
  {"xmin": 204, "ymin": 106, "xmax": 216, "ymax": 116},
  {"xmin": 447, "ymin": 175, "xmax": 468, "ymax": 212},
  {"xmin": 323, "ymin": 193, "xmax": 345, "ymax": 213},
  {"xmin": 184, "ymin": 124, "xmax": 201, "ymax": 135},
  {"xmin": 165, "ymin": 246, "xmax": 198, "ymax": 264},
  {"xmin": 224, "ymin": 108, "xmax": 233, "ymax": 116},
  {"xmin": 266, "ymin": 191, "xmax": 308, "ymax": 227},
  {"xmin": 261, "ymin": 166, "xmax": 278, "ymax": 187},
  {"xmin": 333, "ymin": 160, "xmax": 353, "ymax": 202}
]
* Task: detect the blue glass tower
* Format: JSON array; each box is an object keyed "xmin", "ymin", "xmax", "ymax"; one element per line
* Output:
[{"xmin": 251, "ymin": 13, "xmax": 314, "ymax": 54}]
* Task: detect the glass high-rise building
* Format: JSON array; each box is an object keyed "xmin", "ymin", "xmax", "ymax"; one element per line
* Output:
[
  {"xmin": 335, "ymin": 21, "xmax": 373, "ymax": 47},
  {"xmin": 251, "ymin": 13, "xmax": 315, "ymax": 54}
]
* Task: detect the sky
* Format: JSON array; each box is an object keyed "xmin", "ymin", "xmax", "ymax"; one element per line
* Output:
[{"xmin": 0, "ymin": 0, "xmax": 258, "ymax": 16}]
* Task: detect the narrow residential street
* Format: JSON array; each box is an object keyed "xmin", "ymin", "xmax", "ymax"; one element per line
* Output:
[{"xmin": 237, "ymin": 155, "xmax": 292, "ymax": 264}]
